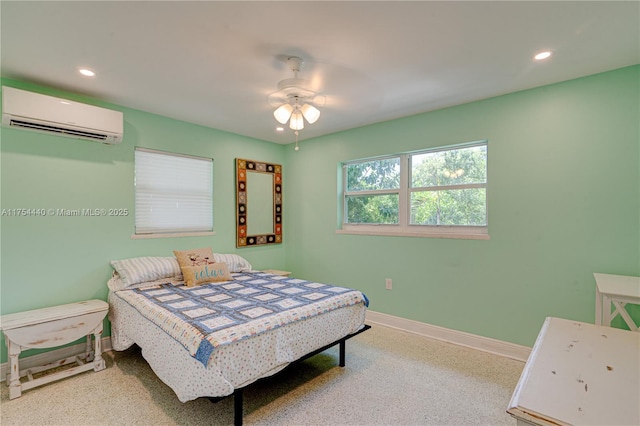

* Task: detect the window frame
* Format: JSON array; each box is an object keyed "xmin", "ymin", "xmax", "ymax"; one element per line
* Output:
[
  {"xmin": 343, "ymin": 154, "xmax": 402, "ymax": 225},
  {"xmin": 339, "ymin": 141, "xmax": 489, "ymax": 240},
  {"xmin": 132, "ymin": 147, "xmax": 215, "ymax": 239}
]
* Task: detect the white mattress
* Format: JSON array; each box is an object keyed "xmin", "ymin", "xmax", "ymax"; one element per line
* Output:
[{"xmin": 108, "ymin": 288, "xmax": 366, "ymax": 402}]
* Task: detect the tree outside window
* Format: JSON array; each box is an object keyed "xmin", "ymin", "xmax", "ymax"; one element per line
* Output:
[{"xmin": 342, "ymin": 141, "xmax": 488, "ymax": 239}]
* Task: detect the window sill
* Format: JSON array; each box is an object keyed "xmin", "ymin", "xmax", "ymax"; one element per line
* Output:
[
  {"xmin": 336, "ymin": 227, "xmax": 489, "ymax": 240},
  {"xmin": 130, "ymin": 231, "xmax": 216, "ymax": 240}
]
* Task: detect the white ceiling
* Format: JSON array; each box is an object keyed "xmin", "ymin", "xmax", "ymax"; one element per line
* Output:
[{"xmin": 1, "ymin": 1, "xmax": 638, "ymax": 144}]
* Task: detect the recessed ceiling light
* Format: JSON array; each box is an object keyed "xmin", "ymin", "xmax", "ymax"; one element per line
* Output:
[
  {"xmin": 276, "ymin": 127, "xmax": 284, "ymax": 132},
  {"xmin": 79, "ymin": 68, "xmax": 95, "ymax": 77},
  {"xmin": 534, "ymin": 51, "xmax": 553, "ymax": 61}
]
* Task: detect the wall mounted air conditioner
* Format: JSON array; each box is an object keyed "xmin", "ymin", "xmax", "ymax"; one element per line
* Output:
[{"xmin": 1, "ymin": 86, "xmax": 123, "ymax": 144}]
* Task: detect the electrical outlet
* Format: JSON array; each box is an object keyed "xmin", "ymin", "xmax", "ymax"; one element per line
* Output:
[{"xmin": 385, "ymin": 278, "xmax": 392, "ymax": 290}]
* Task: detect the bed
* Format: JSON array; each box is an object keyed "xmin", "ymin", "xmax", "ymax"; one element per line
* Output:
[{"xmin": 107, "ymin": 253, "xmax": 369, "ymax": 425}]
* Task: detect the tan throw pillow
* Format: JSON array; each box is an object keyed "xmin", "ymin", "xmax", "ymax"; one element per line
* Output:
[
  {"xmin": 182, "ymin": 262, "xmax": 233, "ymax": 287},
  {"xmin": 173, "ymin": 247, "xmax": 215, "ymax": 268}
]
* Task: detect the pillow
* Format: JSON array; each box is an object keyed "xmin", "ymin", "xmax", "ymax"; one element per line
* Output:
[
  {"xmin": 182, "ymin": 262, "xmax": 233, "ymax": 287},
  {"xmin": 173, "ymin": 247, "xmax": 216, "ymax": 268},
  {"xmin": 212, "ymin": 253, "xmax": 252, "ymax": 272},
  {"xmin": 108, "ymin": 272, "xmax": 183, "ymax": 292},
  {"xmin": 110, "ymin": 256, "xmax": 182, "ymax": 287}
]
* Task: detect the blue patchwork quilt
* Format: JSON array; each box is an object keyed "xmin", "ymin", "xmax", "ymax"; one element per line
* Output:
[{"xmin": 114, "ymin": 271, "xmax": 369, "ymax": 366}]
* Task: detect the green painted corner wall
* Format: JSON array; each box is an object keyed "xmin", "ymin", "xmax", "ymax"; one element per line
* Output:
[
  {"xmin": 0, "ymin": 78, "xmax": 287, "ymax": 363},
  {"xmin": 284, "ymin": 65, "xmax": 640, "ymax": 347},
  {"xmin": 1, "ymin": 66, "xmax": 638, "ymax": 364}
]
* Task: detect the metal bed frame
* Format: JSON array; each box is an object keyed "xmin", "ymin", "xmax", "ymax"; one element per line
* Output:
[{"xmin": 209, "ymin": 324, "xmax": 371, "ymax": 426}]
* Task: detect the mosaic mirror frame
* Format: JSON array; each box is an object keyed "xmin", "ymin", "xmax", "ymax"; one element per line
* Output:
[{"xmin": 236, "ymin": 158, "xmax": 282, "ymax": 247}]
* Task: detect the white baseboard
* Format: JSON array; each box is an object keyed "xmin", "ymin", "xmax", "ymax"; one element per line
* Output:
[
  {"xmin": 1, "ymin": 337, "xmax": 112, "ymax": 383},
  {"xmin": 365, "ymin": 310, "xmax": 531, "ymax": 362},
  {"xmin": 1, "ymin": 313, "xmax": 529, "ymax": 382}
]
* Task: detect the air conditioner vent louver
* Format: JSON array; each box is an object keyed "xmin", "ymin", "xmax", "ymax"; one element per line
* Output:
[
  {"xmin": 9, "ymin": 119, "xmax": 108, "ymax": 141},
  {"xmin": 1, "ymin": 86, "xmax": 123, "ymax": 144}
]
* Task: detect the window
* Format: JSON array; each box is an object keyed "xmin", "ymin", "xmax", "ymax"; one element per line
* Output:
[
  {"xmin": 134, "ymin": 147, "xmax": 214, "ymax": 237},
  {"xmin": 345, "ymin": 157, "xmax": 401, "ymax": 224},
  {"xmin": 340, "ymin": 141, "xmax": 488, "ymax": 239}
]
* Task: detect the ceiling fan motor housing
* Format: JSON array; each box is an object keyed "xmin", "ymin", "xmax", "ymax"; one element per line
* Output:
[
  {"xmin": 277, "ymin": 78, "xmax": 315, "ymax": 99},
  {"xmin": 286, "ymin": 56, "xmax": 304, "ymax": 73}
]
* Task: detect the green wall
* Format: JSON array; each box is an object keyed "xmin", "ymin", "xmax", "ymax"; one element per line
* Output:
[
  {"xmin": 1, "ymin": 66, "xmax": 638, "ymax": 364},
  {"xmin": 284, "ymin": 65, "xmax": 640, "ymax": 347},
  {"xmin": 0, "ymin": 78, "xmax": 287, "ymax": 362}
]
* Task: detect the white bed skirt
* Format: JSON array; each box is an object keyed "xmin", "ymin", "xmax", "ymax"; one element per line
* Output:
[{"xmin": 108, "ymin": 291, "xmax": 366, "ymax": 402}]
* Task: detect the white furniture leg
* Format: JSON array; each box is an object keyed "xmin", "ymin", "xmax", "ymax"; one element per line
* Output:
[
  {"xmin": 595, "ymin": 284, "xmax": 603, "ymax": 325},
  {"xmin": 602, "ymin": 294, "xmax": 613, "ymax": 326},
  {"xmin": 7, "ymin": 339, "xmax": 22, "ymax": 399},
  {"xmin": 85, "ymin": 335, "xmax": 94, "ymax": 362},
  {"xmin": 92, "ymin": 323, "xmax": 105, "ymax": 371}
]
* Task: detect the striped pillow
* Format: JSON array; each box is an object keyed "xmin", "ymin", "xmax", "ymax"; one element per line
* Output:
[
  {"xmin": 212, "ymin": 253, "xmax": 252, "ymax": 272},
  {"xmin": 110, "ymin": 256, "xmax": 182, "ymax": 287}
]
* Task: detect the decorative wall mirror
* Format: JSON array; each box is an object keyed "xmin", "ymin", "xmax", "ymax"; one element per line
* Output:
[{"xmin": 236, "ymin": 158, "xmax": 282, "ymax": 247}]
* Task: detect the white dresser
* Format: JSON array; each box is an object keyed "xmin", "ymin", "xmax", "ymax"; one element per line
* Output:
[{"xmin": 507, "ymin": 317, "xmax": 640, "ymax": 426}]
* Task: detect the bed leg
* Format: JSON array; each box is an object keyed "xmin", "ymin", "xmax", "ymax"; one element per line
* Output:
[
  {"xmin": 234, "ymin": 388, "xmax": 243, "ymax": 426},
  {"xmin": 339, "ymin": 340, "xmax": 346, "ymax": 367}
]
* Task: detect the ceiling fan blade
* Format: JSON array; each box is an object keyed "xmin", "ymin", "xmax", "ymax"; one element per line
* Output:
[{"xmin": 267, "ymin": 91, "xmax": 288, "ymax": 107}]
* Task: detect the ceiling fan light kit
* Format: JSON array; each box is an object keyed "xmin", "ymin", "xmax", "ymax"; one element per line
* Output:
[
  {"xmin": 290, "ymin": 110, "xmax": 304, "ymax": 131},
  {"xmin": 273, "ymin": 103, "xmax": 293, "ymax": 124},
  {"xmin": 269, "ymin": 56, "xmax": 324, "ymax": 135},
  {"xmin": 300, "ymin": 103, "xmax": 320, "ymax": 124}
]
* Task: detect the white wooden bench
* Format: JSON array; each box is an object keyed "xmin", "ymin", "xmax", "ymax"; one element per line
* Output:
[{"xmin": 0, "ymin": 299, "xmax": 108, "ymax": 399}]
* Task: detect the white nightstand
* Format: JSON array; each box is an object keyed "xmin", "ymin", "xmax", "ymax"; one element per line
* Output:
[
  {"xmin": 0, "ymin": 299, "xmax": 108, "ymax": 399},
  {"xmin": 263, "ymin": 269, "xmax": 292, "ymax": 277},
  {"xmin": 594, "ymin": 273, "xmax": 640, "ymax": 331}
]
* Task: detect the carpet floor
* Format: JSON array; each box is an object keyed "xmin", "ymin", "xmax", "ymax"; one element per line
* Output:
[{"xmin": 0, "ymin": 324, "xmax": 524, "ymax": 425}]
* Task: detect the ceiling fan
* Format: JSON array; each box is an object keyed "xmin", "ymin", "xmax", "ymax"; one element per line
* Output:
[{"xmin": 267, "ymin": 56, "xmax": 326, "ymax": 131}]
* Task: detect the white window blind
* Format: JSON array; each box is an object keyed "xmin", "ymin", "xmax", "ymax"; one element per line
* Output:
[{"xmin": 135, "ymin": 148, "xmax": 213, "ymax": 235}]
